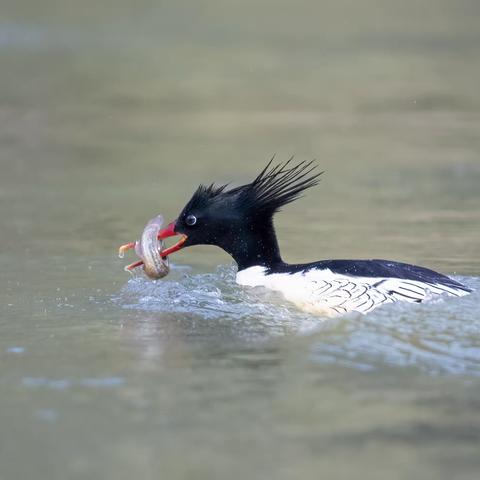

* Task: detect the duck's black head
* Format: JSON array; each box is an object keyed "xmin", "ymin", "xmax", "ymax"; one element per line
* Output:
[{"xmin": 159, "ymin": 159, "xmax": 322, "ymax": 271}]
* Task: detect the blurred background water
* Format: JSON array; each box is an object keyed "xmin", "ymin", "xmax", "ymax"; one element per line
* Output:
[{"xmin": 1, "ymin": 1, "xmax": 480, "ymax": 479}]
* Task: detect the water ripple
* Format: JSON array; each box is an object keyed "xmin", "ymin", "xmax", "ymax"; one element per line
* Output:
[{"xmin": 114, "ymin": 266, "xmax": 480, "ymax": 376}]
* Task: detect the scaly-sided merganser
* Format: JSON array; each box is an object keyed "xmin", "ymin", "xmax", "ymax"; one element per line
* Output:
[{"xmin": 139, "ymin": 160, "xmax": 472, "ymax": 315}]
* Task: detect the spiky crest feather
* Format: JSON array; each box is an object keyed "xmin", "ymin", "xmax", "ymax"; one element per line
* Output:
[
  {"xmin": 183, "ymin": 158, "xmax": 322, "ymax": 217},
  {"xmin": 237, "ymin": 157, "xmax": 323, "ymax": 214}
]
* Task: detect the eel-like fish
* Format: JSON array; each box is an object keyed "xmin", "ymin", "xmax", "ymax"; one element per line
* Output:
[{"xmin": 118, "ymin": 214, "xmax": 170, "ymax": 279}]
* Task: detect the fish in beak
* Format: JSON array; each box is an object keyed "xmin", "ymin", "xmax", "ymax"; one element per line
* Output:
[{"xmin": 118, "ymin": 220, "xmax": 187, "ymax": 273}]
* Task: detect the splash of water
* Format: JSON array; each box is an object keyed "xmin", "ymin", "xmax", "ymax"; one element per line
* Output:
[{"xmin": 113, "ymin": 265, "xmax": 322, "ymax": 334}]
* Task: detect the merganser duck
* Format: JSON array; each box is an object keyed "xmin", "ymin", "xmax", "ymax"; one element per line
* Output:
[{"xmin": 152, "ymin": 160, "xmax": 472, "ymax": 315}]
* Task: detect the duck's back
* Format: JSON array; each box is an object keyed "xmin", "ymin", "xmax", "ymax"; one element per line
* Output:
[{"xmin": 236, "ymin": 259, "xmax": 471, "ymax": 315}]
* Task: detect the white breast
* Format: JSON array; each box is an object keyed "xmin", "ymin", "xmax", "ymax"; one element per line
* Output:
[{"xmin": 236, "ymin": 266, "xmax": 468, "ymax": 316}]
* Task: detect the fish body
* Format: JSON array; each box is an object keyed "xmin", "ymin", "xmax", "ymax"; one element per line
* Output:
[
  {"xmin": 119, "ymin": 214, "xmax": 170, "ymax": 279},
  {"xmin": 135, "ymin": 215, "xmax": 170, "ymax": 279}
]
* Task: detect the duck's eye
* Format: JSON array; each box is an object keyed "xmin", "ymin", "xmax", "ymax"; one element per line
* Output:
[{"xmin": 185, "ymin": 214, "xmax": 197, "ymax": 226}]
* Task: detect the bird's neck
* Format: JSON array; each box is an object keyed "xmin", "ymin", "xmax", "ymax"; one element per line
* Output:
[{"xmin": 219, "ymin": 220, "xmax": 283, "ymax": 271}]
